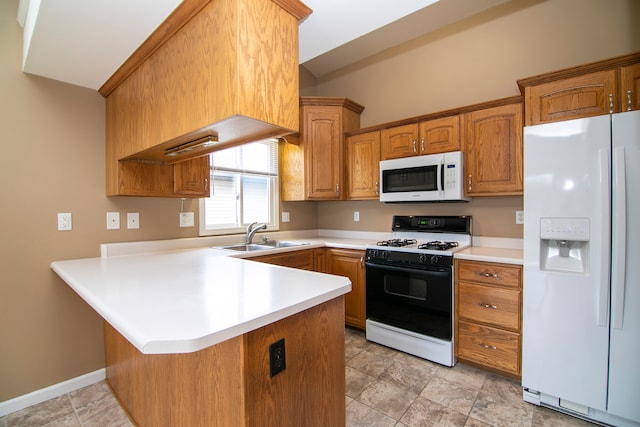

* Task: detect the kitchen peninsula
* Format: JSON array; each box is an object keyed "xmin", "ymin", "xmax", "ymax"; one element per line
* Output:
[{"xmin": 51, "ymin": 248, "xmax": 351, "ymax": 426}]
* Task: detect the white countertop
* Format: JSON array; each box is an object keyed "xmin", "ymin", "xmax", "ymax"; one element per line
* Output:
[
  {"xmin": 455, "ymin": 246, "xmax": 523, "ymax": 265},
  {"xmin": 51, "ymin": 247, "xmax": 351, "ymax": 355}
]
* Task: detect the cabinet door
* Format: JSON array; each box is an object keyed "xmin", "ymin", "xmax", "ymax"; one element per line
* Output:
[
  {"xmin": 419, "ymin": 115, "xmax": 460, "ymax": 154},
  {"xmin": 620, "ymin": 63, "xmax": 640, "ymax": 112},
  {"xmin": 174, "ymin": 156, "xmax": 210, "ymax": 196},
  {"xmin": 327, "ymin": 249, "xmax": 365, "ymax": 329},
  {"xmin": 464, "ymin": 103, "xmax": 523, "ymax": 196},
  {"xmin": 249, "ymin": 249, "xmax": 314, "ymax": 270},
  {"xmin": 346, "ymin": 131, "xmax": 380, "ymax": 200},
  {"xmin": 380, "ymin": 123, "xmax": 419, "ymax": 160},
  {"xmin": 303, "ymin": 107, "xmax": 343, "ymax": 200},
  {"xmin": 524, "ymin": 70, "xmax": 617, "ymax": 125}
]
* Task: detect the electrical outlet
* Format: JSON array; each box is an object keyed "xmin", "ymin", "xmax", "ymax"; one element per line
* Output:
[
  {"xmin": 282, "ymin": 212, "xmax": 290, "ymax": 223},
  {"xmin": 106, "ymin": 212, "xmax": 120, "ymax": 230},
  {"xmin": 516, "ymin": 210, "xmax": 524, "ymax": 225},
  {"xmin": 354, "ymin": 211, "xmax": 360, "ymax": 222},
  {"xmin": 269, "ymin": 338, "xmax": 286, "ymax": 377},
  {"xmin": 127, "ymin": 212, "xmax": 140, "ymax": 229},
  {"xmin": 179, "ymin": 212, "xmax": 194, "ymax": 227},
  {"xmin": 57, "ymin": 213, "xmax": 72, "ymax": 231}
]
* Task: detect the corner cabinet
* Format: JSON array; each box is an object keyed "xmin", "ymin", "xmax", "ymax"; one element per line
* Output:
[
  {"xmin": 455, "ymin": 259, "xmax": 523, "ymax": 378},
  {"xmin": 326, "ymin": 248, "xmax": 366, "ymax": 329},
  {"xmin": 281, "ymin": 97, "xmax": 365, "ymax": 201},
  {"xmin": 346, "ymin": 131, "xmax": 380, "ymax": 200},
  {"xmin": 104, "ymin": 0, "xmax": 310, "ymax": 197},
  {"xmin": 464, "ymin": 102, "xmax": 523, "ymax": 196}
]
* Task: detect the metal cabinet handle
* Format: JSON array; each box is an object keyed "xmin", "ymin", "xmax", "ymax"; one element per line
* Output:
[
  {"xmin": 609, "ymin": 93, "xmax": 614, "ymax": 114},
  {"xmin": 478, "ymin": 272, "xmax": 498, "ymax": 278},
  {"xmin": 360, "ymin": 256, "xmax": 364, "ymax": 268},
  {"xmin": 421, "ymin": 137, "xmax": 425, "ymax": 153},
  {"xmin": 479, "ymin": 303, "xmax": 498, "ymax": 309},
  {"xmin": 336, "ymin": 183, "xmax": 340, "ymax": 195},
  {"xmin": 628, "ymin": 90, "xmax": 632, "ymax": 111},
  {"xmin": 375, "ymin": 182, "xmax": 379, "ymax": 195},
  {"xmin": 204, "ymin": 178, "xmax": 209, "ymax": 193},
  {"xmin": 481, "ymin": 344, "xmax": 497, "ymax": 350},
  {"xmin": 412, "ymin": 140, "xmax": 417, "ymax": 153},
  {"xmin": 468, "ymin": 175, "xmax": 472, "ymax": 191}
]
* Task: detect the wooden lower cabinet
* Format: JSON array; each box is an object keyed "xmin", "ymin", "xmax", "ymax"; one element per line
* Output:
[
  {"xmin": 249, "ymin": 249, "xmax": 314, "ymax": 270},
  {"xmin": 104, "ymin": 296, "xmax": 346, "ymax": 427},
  {"xmin": 325, "ymin": 248, "xmax": 366, "ymax": 329},
  {"xmin": 455, "ymin": 259, "xmax": 522, "ymax": 378}
]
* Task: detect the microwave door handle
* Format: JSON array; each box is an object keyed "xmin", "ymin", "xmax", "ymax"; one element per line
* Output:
[{"xmin": 439, "ymin": 158, "xmax": 445, "ymax": 195}]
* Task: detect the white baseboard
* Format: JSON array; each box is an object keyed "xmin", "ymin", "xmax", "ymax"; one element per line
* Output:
[{"xmin": 0, "ymin": 369, "xmax": 105, "ymax": 417}]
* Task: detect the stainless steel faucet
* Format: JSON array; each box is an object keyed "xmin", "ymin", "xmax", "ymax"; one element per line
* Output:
[{"xmin": 245, "ymin": 222, "xmax": 267, "ymax": 244}]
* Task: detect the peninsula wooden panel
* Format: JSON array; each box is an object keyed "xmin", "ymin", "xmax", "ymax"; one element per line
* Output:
[
  {"xmin": 105, "ymin": 296, "xmax": 346, "ymax": 426},
  {"xmin": 244, "ymin": 297, "xmax": 346, "ymax": 426}
]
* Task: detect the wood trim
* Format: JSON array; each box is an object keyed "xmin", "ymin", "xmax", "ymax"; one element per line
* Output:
[
  {"xmin": 345, "ymin": 96, "xmax": 523, "ymax": 137},
  {"xmin": 300, "ymin": 96, "xmax": 366, "ymax": 114},
  {"xmin": 272, "ymin": 0, "xmax": 312, "ymax": 21},
  {"xmin": 517, "ymin": 51, "xmax": 640, "ymax": 95},
  {"xmin": 99, "ymin": 0, "xmax": 211, "ymax": 97}
]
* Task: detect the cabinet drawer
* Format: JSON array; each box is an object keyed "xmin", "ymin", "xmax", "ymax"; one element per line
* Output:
[
  {"xmin": 458, "ymin": 320, "xmax": 520, "ymax": 375},
  {"xmin": 457, "ymin": 260, "xmax": 521, "ymax": 288},
  {"xmin": 250, "ymin": 250, "xmax": 314, "ymax": 270},
  {"xmin": 458, "ymin": 283, "xmax": 520, "ymax": 330}
]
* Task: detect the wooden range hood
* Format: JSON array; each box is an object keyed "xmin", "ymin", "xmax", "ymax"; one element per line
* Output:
[{"xmin": 103, "ymin": 0, "xmax": 311, "ymax": 196}]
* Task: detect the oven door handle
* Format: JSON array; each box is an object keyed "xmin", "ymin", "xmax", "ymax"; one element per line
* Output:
[{"xmin": 365, "ymin": 261, "xmax": 450, "ymax": 274}]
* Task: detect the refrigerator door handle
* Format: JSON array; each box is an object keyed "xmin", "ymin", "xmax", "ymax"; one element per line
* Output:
[
  {"xmin": 612, "ymin": 146, "xmax": 627, "ymax": 329},
  {"xmin": 597, "ymin": 148, "xmax": 611, "ymax": 327}
]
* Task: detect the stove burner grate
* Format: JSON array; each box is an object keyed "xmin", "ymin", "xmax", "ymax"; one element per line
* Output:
[
  {"xmin": 377, "ymin": 238, "xmax": 417, "ymax": 247},
  {"xmin": 418, "ymin": 241, "xmax": 459, "ymax": 251}
]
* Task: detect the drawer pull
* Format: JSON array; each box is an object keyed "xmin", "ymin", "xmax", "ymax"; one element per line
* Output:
[
  {"xmin": 478, "ymin": 272, "xmax": 498, "ymax": 278},
  {"xmin": 481, "ymin": 343, "xmax": 497, "ymax": 350},
  {"xmin": 479, "ymin": 303, "xmax": 498, "ymax": 309}
]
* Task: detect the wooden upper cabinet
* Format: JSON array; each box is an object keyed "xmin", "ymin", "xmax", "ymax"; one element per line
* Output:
[
  {"xmin": 104, "ymin": 0, "xmax": 309, "ymax": 197},
  {"xmin": 621, "ymin": 63, "xmax": 640, "ymax": 112},
  {"xmin": 419, "ymin": 115, "xmax": 461, "ymax": 154},
  {"xmin": 518, "ymin": 53, "xmax": 640, "ymax": 126},
  {"xmin": 346, "ymin": 131, "xmax": 380, "ymax": 200},
  {"xmin": 380, "ymin": 123, "xmax": 419, "ymax": 160},
  {"xmin": 281, "ymin": 97, "xmax": 364, "ymax": 201},
  {"xmin": 524, "ymin": 70, "xmax": 616, "ymax": 126},
  {"xmin": 174, "ymin": 156, "xmax": 210, "ymax": 196},
  {"xmin": 464, "ymin": 102, "xmax": 523, "ymax": 196}
]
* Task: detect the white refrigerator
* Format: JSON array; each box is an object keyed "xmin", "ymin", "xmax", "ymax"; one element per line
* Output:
[{"xmin": 522, "ymin": 110, "xmax": 640, "ymax": 427}]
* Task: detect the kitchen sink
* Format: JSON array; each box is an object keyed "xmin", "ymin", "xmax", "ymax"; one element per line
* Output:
[
  {"xmin": 219, "ymin": 241, "xmax": 309, "ymax": 252},
  {"xmin": 220, "ymin": 244, "xmax": 274, "ymax": 252}
]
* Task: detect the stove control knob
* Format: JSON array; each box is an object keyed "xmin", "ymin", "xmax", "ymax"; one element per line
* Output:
[
  {"xmin": 380, "ymin": 250, "xmax": 388, "ymax": 259},
  {"xmin": 430, "ymin": 255, "xmax": 441, "ymax": 264},
  {"xmin": 419, "ymin": 254, "xmax": 428, "ymax": 263}
]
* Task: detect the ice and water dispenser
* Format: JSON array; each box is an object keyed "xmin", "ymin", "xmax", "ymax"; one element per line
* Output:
[{"xmin": 539, "ymin": 218, "xmax": 590, "ymax": 273}]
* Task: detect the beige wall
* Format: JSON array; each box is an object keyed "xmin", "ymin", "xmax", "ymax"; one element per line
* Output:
[
  {"xmin": 310, "ymin": 0, "xmax": 640, "ymax": 236},
  {"xmin": 1, "ymin": 0, "xmax": 639, "ymax": 403}
]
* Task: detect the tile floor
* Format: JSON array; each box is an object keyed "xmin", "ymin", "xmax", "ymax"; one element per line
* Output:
[{"xmin": 1, "ymin": 328, "xmax": 597, "ymax": 427}]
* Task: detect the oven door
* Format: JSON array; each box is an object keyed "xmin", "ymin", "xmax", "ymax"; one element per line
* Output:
[{"xmin": 365, "ymin": 262, "xmax": 452, "ymax": 340}]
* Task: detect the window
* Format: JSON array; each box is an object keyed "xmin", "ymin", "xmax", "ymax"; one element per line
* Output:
[{"xmin": 198, "ymin": 139, "xmax": 279, "ymax": 236}]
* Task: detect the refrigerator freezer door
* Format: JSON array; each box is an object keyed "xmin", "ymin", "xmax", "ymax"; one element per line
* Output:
[
  {"xmin": 523, "ymin": 115, "xmax": 611, "ymax": 410},
  {"xmin": 607, "ymin": 110, "xmax": 640, "ymax": 422}
]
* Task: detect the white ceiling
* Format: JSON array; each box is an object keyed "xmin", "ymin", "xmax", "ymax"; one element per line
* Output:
[{"xmin": 17, "ymin": 0, "xmax": 509, "ymax": 90}]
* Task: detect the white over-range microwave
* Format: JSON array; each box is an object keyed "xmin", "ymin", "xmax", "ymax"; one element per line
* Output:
[{"xmin": 379, "ymin": 151, "xmax": 470, "ymax": 202}]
